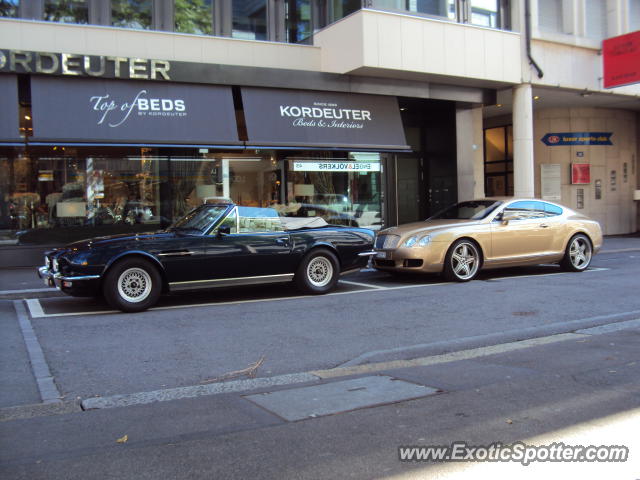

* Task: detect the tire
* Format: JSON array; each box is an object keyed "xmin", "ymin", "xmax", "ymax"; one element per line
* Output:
[
  {"xmin": 560, "ymin": 234, "xmax": 592, "ymax": 272},
  {"xmin": 102, "ymin": 258, "xmax": 162, "ymax": 312},
  {"xmin": 294, "ymin": 248, "xmax": 340, "ymax": 294},
  {"xmin": 443, "ymin": 239, "xmax": 481, "ymax": 282}
]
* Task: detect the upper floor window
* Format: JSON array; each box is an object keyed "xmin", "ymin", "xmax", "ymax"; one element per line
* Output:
[
  {"xmin": 538, "ymin": 0, "xmax": 564, "ymax": 34},
  {"xmin": 44, "ymin": 0, "xmax": 88, "ymax": 24},
  {"xmin": 232, "ymin": 0, "xmax": 267, "ymax": 40},
  {"xmin": 112, "ymin": 0, "xmax": 152, "ymax": 29},
  {"xmin": 329, "ymin": 0, "xmax": 361, "ymax": 23},
  {"xmin": 0, "ymin": 0, "xmax": 19, "ymax": 17},
  {"xmin": 175, "ymin": 0, "xmax": 213, "ymax": 35},
  {"xmin": 585, "ymin": 0, "xmax": 607, "ymax": 40},
  {"xmin": 630, "ymin": 0, "xmax": 640, "ymax": 31},
  {"xmin": 285, "ymin": 0, "xmax": 312, "ymax": 43}
]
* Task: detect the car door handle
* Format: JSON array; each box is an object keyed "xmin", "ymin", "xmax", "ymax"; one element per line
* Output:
[
  {"xmin": 276, "ymin": 237, "xmax": 290, "ymax": 245},
  {"xmin": 540, "ymin": 224, "xmax": 550, "ymax": 228}
]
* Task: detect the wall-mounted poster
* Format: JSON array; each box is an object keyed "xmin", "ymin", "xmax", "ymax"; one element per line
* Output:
[{"xmin": 571, "ymin": 163, "xmax": 591, "ymax": 184}]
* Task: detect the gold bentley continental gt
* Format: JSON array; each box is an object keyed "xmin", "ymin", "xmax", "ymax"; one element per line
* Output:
[{"xmin": 372, "ymin": 199, "xmax": 603, "ymax": 281}]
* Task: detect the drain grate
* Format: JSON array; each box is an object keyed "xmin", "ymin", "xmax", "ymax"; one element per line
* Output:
[{"xmin": 244, "ymin": 375, "xmax": 439, "ymax": 421}]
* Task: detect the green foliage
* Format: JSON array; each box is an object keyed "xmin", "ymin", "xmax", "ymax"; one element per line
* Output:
[{"xmin": 175, "ymin": 0, "xmax": 213, "ymax": 35}]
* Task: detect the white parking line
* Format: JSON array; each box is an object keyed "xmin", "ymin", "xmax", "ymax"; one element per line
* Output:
[
  {"xmin": 24, "ymin": 267, "xmax": 609, "ymax": 319},
  {"xmin": 339, "ymin": 279, "xmax": 387, "ymax": 289}
]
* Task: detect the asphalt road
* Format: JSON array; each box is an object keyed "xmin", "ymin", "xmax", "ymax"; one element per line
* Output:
[{"xmin": 1, "ymin": 246, "xmax": 639, "ymax": 479}]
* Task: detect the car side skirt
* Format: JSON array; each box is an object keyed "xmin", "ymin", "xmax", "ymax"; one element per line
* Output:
[{"xmin": 168, "ymin": 273, "xmax": 295, "ymax": 292}]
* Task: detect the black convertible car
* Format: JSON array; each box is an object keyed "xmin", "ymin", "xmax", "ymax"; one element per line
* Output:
[{"xmin": 38, "ymin": 202, "xmax": 375, "ymax": 312}]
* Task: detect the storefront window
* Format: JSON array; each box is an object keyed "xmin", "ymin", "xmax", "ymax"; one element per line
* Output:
[
  {"xmin": 232, "ymin": 0, "xmax": 267, "ymax": 40},
  {"xmin": 175, "ymin": 0, "xmax": 213, "ymax": 35},
  {"xmin": 0, "ymin": 0, "xmax": 20, "ymax": 17},
  {"xmin": 286, "ymin": 0, "xmax": 312, "ymax": 43},
  {"xmin": 112, "ymin": 0, "xmax": 152, "ymax": 29},
  {"xmin": 0, "ymin": 147, "xmax": 385, "ymax": 247},
  {"xmin": 484, "ymin": 126, "xmax": 513, "ymax": 197},
  {"xmin": 44, "ymin": 0, "xmax": 88, "ymax": 24}
]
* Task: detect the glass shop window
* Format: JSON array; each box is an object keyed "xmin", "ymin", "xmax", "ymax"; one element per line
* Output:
[
  {"xmin": 112, "ymin": 0, "xmax": 152, "ymax": 29},
  {"xmin": 44, "ymin": 0, "xmax": 89, "ymax": 24},
  {"xmin": 283, "ymin": 152, "xmax": 383, "ymax": 230},
  {"xmin": 232, "ymin": 0, "xmax": 267, "ymax": 40},
  {"xmin": 175, "ymin": 0, "xmax": 213, "ymax": 35},
  {"xmin": 0, "ymin": 0, "xmax": 19, "ymax": 18},
  {"xmin": 484, "ymin": 126, "xmax": 513, "ymax": 197},
  {"xmin": 0, "ymin": 147, "xmax": 162, "ymax": 246}
]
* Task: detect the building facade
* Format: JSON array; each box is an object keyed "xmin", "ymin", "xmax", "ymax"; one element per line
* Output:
[{"xmin": 1, "ymin": 0, "xmax": 639, "ymax": 266}]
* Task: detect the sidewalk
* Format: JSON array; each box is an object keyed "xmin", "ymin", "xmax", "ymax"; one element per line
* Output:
[{"xmin": 1, "ymin": 234, "xmax": 638, "ymax": 298}]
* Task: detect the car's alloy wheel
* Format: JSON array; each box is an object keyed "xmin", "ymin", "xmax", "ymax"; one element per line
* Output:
[
  {"xmin": 295, "ymin": 248, "xmax": 339, "ymax": 294},
  {"xmin": 444, "ymin": 239, "xmax": 481, "ymax": 282},
  {"xmin": 103, "ymin": 258, "xmax": 162, "ymax": 312},
  {"xmin": 117, "ymin": 267, "xmax": 152, "ymax": 303},
  {"xmin": 561, "ymin": 234, "xmax": 592, "ymax": 272}
]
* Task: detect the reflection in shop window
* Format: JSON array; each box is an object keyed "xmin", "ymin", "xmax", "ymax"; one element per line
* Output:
[
  {"xmin": 0, "ymin": 149, "xmax": 163, "ymax": 245},
  {"xmin": 232, "ymin": 0, "xmax": 267, "ymax": 40},
  {"xmin": 286, "ymin": 0, "xmax": 312, "ymax": 43},
  {"xmin": 112, "ymin": 0, "xmax": 152, "ymax": 29},
  {"xmin": 0, "ymin": 0, "xmax": 19, "ymax": 18},
  {"xmin": 44, "ymin": 0, "xmax": 89, "ymax": 24},
  {"xmin": 470, "ymin": 0, "xmax": 498, "ymax": 28},
  {"xmin": 175, "ymin": 0, "xmax": 213, "ymax": 35}
]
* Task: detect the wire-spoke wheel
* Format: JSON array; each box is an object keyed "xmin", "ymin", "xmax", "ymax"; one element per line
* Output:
[
  {"xmin": 443, "ymin": 239, "xmax": 481, "ymax": 282},
  {"xmin": 561, "ymin": 234, "xmax": 592, "ymax": 272},
  {"xmin": 295, "ymin": 249, "xmax": 340, "ymax": 294},
  {"xmin": 103, "ymin": 258, "xmax": 162, "ymax": 312},
  {"xmin": 117, "ymin": 268, "xmax": 152, "ymax": 303}
]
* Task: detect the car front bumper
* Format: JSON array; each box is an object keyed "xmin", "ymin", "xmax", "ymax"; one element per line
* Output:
[
  {"xmin": 371, "ymin": 246, "xmax": 445, "ymax": 273},
  {"xmin": 37, "ymin": 266, "xmax": 101, "ymax": 296}
]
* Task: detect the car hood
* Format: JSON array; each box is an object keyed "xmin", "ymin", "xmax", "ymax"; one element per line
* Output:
[
  {"xmin": 379, "ymin": 219, "xmax": 480, "ymax": 237},
  {"xmin": 65, "ymin": 231, "xmax": 178, "ymax": 250}
]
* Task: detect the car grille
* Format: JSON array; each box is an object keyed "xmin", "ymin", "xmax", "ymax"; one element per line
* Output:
[{"xmin": 375, "ymin": 234, "xmax": 400, "ymax": 249}]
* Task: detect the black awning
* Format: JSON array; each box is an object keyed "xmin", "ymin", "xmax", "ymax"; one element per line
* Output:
[
  {"xmin": 30, "ymin": 77, "xmax": 242, "ymax": 146},
  {"xmin": 0, "ymin": 75, "xmax": 21, "ymax": 142},
  {"xmin": 241, "ymin": 87, "xmax": 409, "ymax": 151}
]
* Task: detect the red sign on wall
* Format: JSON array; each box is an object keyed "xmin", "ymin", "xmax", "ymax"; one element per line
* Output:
[
  {"xmin": 571, "ymin": 163, "xmax": 591, "ymax": 185},
  {"xmin": 603, "ymin": 31, "xmax": 640, "ymax": 88}
]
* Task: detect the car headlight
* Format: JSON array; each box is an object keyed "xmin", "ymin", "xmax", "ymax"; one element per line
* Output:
[
  {"xmin": 52, "ymin": 257, "xmax": 59, "ymax": 272},
  {"xmin": 403, "ymin": 236, "xmax": 418, "ymax": 247},
  {"xmin": 418, "ymin": 235, "xmax": 431, "ymax": 246},
  {"xmin": 403, "ymin": 235, "xmax": 431, "ymax": 248},
  {"xmin": 67, "ymin": 251, "xmax": 92, "ymax": 266}
]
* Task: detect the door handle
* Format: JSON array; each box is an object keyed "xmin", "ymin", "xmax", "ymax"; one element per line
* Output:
[
  {"xmin": 276, "ymin": 237, "xmax": 289, "ymax": 245},
  {"xmin": 540, "ymin": 224, "xmax": 550, "ymax": 228}
]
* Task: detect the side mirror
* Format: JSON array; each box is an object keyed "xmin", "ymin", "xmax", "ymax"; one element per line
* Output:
[{"xmin": 217, "ymin": 225, "xmax": 231, "ymax": 236}]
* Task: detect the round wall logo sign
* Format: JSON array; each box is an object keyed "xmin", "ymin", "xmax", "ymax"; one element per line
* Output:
[{"xmin": 548, "ymin": 135, "xmax": 560, "ymax": 144}]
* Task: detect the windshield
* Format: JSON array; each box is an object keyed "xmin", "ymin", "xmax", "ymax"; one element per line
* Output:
[
  {"xmin": 168, "ymin": 206, "xmax": 229, "ymax": 234},
  {"xmin": 429, "ymin": 201, "xmax": 502, "ymax": 220}
]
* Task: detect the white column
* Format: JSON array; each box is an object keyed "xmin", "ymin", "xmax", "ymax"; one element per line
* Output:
[
  {"xmin": 512, "ymin": 84, "xmax": 535, "ymax": 198},
  {"xmin": 456, "ymin": 106, "xmax": 485, "ymax": 200}
]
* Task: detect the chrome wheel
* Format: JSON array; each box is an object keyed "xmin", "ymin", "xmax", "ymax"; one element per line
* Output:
[
  {"xmin": 568, "ymin": 236, "xmax": 592, "ymax": 270},
  {"xmin": 306, "ymin": 256, "xmax": 334, "ymax": 288},
  {"xmin": 450, "ymin": 242, "xmax": 480, "ymax": 281},
  {"xmin": 117, "ymin": 267, "xmax": 152, "ymax": 303}
]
